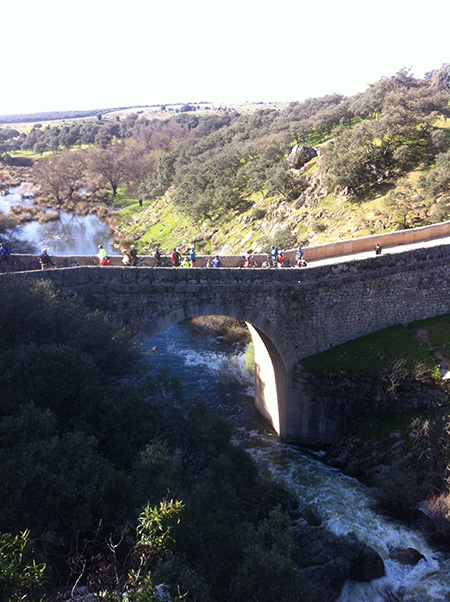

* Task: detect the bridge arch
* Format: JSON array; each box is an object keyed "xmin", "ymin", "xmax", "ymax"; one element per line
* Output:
[{"xmin": 131, "ymin": 302, "xmax": 288, "ymax": 436}]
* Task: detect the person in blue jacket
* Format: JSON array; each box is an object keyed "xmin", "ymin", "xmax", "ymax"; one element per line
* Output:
[
  {"xmin": 189, "ymin": 246, "xmax": 196, "ymax": 267},
  {"xmin": 0, "ymin": 242, "xmax": 11, "ymax": 264},
  {"xmin": 271, "ymin": 245, "xmax": 278, "ymax": 266}
]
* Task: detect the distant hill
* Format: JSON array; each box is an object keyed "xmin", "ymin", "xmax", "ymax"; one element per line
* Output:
[{"xmin": 0, "ymin": 107, "xmax": 133, "ymax": 124}]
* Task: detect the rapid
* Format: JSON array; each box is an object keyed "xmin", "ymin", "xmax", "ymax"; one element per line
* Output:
[{"xmin": 143, "ymin": 321, "xmax": 450, "ymax": 602}]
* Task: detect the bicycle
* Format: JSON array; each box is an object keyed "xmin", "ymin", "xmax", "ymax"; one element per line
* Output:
[
  {"xmin": 261, "ymin": 255, "xmax": 278, "ymax": 268},
  {"xmin": 236, "ymin": 255, "xmax": 260, "ymax": 268},
  {"xmin": 278, "ymin": 257, "xmax": 295, "ymax": 268},
  {"xmin": 153, "ymin": 255, "xmax": 171, "ymax": 267}
]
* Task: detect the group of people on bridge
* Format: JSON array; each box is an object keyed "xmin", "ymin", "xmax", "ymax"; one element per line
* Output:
[
  {"xmin": 0, "ymin": 237, "xmax": 387, "ymax": 272},
  {"xmin": 95, "ymin": 243, "xmax": 309, "ymax": 268}
]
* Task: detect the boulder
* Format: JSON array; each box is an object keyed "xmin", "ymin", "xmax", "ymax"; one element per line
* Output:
[
  {"xmin": 389, "ymin": 547, "xmax": 426, "ymax": 565},
  {"xmin": 293, "ymin": 522, "xmax": 385, "ymax": 601},
  {"xmin": 287, "ymin": 145, "xmax": 317, "ymax": 169}
]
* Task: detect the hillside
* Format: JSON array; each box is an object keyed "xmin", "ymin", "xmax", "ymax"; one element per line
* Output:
[{"xmin": 115, "ymin": 65, "xmax": 450, "ymax": 254}]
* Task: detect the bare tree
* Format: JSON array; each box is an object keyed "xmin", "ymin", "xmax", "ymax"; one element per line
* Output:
[{"xmin": 87, "ymin": 143, "xmax": 128, "ymax": 198}]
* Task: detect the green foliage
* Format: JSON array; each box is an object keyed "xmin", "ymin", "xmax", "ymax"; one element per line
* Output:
[
  {"xmin": 229, "ymin": 507, "xmax": 311, "ymax": 602},
  {"xmin": 272, "ymin": 227, "xmax": 299, "ymax": 250},
  {"xmin": 411, "ymin": 313, "xmax": 450, "ymax": 353},
  {"xmin": 0, "ymin": 530, "xmax": 46, "ymax": 602},
  {"xmin": 125, "ymin": 500, "xmax": 185, "ymax": 602},
  {"xmin": 244, "ymin": 341, "xmax": 255, "ymax": 375},
  {"xmin": 383, "ymin": 179, "xmax": 422, "ymax": 228},
  {"xmin": 419, "ymin": 147, "xmax": 450, "ymax": 198},
  {"xmin": 136, "ymin": 500, "xmax": 184, "ymax": 558},
  {"xmin": 258, "ymin": 227, "xmax": 299, "ymax": 253},
  {"xmin": 301, "ymin": 325, "xmax": 436, "ymax": 376}
]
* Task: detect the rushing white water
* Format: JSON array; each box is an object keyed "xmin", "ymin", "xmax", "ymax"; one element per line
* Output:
[
  {"xmin": 245, "ymin": 435, "xmax": 450, "ymax": 601},
  {"xmin": 144, "ymin": 321, "xmax": 450, "ymax": 601}
]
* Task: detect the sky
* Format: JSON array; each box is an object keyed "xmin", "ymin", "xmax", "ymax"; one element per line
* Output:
[{"xmin": 1, "ymin": 0, "xmax": 449, "ymax": 116}]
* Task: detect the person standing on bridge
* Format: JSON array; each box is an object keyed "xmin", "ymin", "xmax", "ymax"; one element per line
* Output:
[
  {"xmin": 121, "ymin": 249, "xmax": 132, "ymax": 266},
  {"xmin": 375, "ymin": 242, "xmax": 382, "ymax": 255},
  {"xmin": 271, "ymin": 245, "xmax": 278, "ymax": 266},
  {"xmin": 153, "ymin": 245, "xmax": 162, "ymax": 266},
  {"xmin": 189, "ymin": 246, "xmax": 196, "ymax": 267},
  {"xmin": 171, "ymin": 248, "xmax": 182, "ymax": 267},
  {"xmin": 39, "ymin": 249, "xmax": 54, "ymax": 270},
  {"xmin": 97, "ymin": 244, "xmax": 111, "ymax": 266},
  {"xmin": 0, "ymin": 242, "xmax": 11, "ymax": 264},
  {"xmin": 129, "ymin": 245, "xmax": 138, "ymax": 266}
]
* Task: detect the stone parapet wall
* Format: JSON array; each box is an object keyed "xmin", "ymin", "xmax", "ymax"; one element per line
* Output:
[
  {"xmin": 9, "ymin": 253, "xmax": 263, "ymax": 270},
  {"xmin": 292, "ymin": 221, "xmax": 450, "ymax": 262}
]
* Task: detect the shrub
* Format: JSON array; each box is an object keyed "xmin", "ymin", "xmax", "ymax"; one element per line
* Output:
[
  {"xmin": 244, "ymin": 342, "xmax": 255, "ymax": 375},
  {"xmin": 0, "ymin": 530, "xmax": 46, "ymax": 601},
  {"xmin": 251, "ymin": 207, "xmax": 266, "ymax": 220},
  {"xmin": 272, "ymin": 227, "xmax": 298, "ymax": 250}
]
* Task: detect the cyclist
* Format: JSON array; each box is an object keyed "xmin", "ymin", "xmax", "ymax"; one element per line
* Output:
[
  {"xmin": 171, "ymin": 248, "xmax": 182, "ymax": 267},
  {"xmin": 296, "ymin": 246, "xmax": 305, "ymax": 267},
  {"xmin": 97, "ymin": 244, "xmax": 111, "ymax": 266},
  {"xmin": 0, "ymin": 242, "xmax": 11, "ymax": 264},
  {"xmin": 122, "ymin": 250, "xmax": 132, "ymax": 266}
]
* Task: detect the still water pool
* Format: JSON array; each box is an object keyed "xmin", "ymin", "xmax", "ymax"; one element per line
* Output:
[{"xmin": 0, "ymin": 184, "xmax": 115, "ymax": 255}]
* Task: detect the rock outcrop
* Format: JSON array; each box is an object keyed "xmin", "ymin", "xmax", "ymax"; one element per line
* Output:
[
  {"xmin": 287, "ymin": 144, "xmax": 317, "ymax": 168},
  {"xmin": 293, "ymin": 520, "xmax": 385, "ymax": 601}
]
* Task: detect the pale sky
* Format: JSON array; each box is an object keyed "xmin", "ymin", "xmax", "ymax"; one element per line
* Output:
[{"xmin": 1, "ymin": 0, "xmax": 449, "ymax": 116}]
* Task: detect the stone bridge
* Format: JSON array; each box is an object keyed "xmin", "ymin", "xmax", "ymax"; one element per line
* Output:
[{"xmin": 9, "ymin": 242, "xmax": 450, "ymax": 446}]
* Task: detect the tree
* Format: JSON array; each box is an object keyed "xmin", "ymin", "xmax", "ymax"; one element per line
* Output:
[
  {"xmin": 383, "ymin": 180, "xmax": 422, "ymax": 228},
  {"xmin": 265, "ymin": 162, "xmax": 303, "ymax": 200},
  {"xmin": 121, "ymin": 141, "xmax": 158, "ymax": 194},
  {"xmin": 32, "ymin": 150, "xmax": 85, "ymax": 203},
  {"xmin": 32, "ymin": 156, "xmax": 67, "ymax": 205},
  {"xmin": 87, "ymin": 143, "xmax": 128, "ymax": 197},
  {"xmin": 419, "ymin": 148, "xmax": 450, "ymax": 197}
]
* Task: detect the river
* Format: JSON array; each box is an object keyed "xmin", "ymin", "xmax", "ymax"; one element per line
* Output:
[
  {"xmin": 0, "ymin": 184, "xmax": 115, "ymax": 255},
  {"xmin": 143, "ymin": 321, "xmax": 450, "ymax": 602},
  {"xmin": 3, "ymin": 184, "xmax": 450, "ymax": 600}
]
